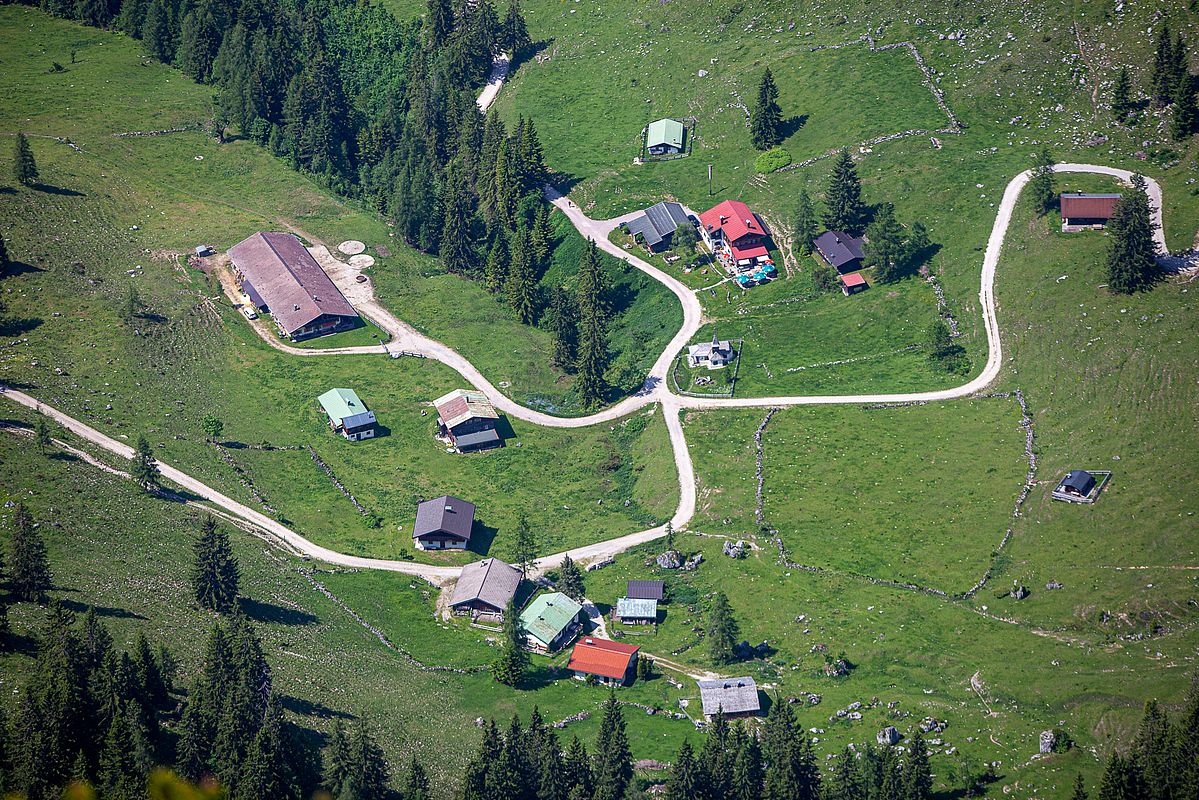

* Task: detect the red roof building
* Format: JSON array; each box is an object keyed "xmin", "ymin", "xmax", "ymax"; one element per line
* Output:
[
  {"xmin": 567, "ymin": 637, "xmax": 640, "ymax": 686},
  {"xmin": 699, "ymin": 201, "xmax": 771, "ymax": 268},
  {"xmin": 840, "ymin": 272, "xmax": 867, "ymax": 296}
]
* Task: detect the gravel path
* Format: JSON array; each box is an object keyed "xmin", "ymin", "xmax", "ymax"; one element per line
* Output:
[{"xmin": 2, "ymin": 165, "xmax": 1167, "ymax": 586}]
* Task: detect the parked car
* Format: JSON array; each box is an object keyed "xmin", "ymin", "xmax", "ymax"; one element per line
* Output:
[{"xmin": 240, "ymin": 306, "xmax": 258, "ymax": 320}]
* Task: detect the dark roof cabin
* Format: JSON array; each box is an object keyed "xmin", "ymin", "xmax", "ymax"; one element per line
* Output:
[
  {"xmin": 449, "ymin": 558, "xmax": 522, "ymax": 620},
  {"xmin": 228, "ymin": 232, "xmax": 359, "ymax": 341},
  {"xmin": 626, "ymin": 579, "xmax": 665, "ymax": 601},
  {"xmin": 626, "ymin": 202, "xmax": 692, "ymax": 252},
  {"xmin": 413, "ymin": 495, "xmax": 475, "ymax": 550},
  {"xmin": 1060, "ymin": 193, "xmax": 1121, "ymax": 229},
  {"xmin": 813, "ymin": 231, "xmax": 865, "ymax": 274},
  {"xmin": 1058, "ymin": 470, "xmax": 1096, "ymax": 497}
]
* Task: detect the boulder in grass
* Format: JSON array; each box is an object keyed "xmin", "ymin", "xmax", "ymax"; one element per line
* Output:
[
  {"xmin": 877, "ymin": 726, "xmax": 901, "ymax": 746},
  {"xmin": 656, "ymin": 550, "xmax": 683, "ymax": 569}
]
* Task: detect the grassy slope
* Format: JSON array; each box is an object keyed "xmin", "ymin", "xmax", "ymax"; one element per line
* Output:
[
  {"xmin": 0, "ymin": 6, "xmax": 678, "ymax": 415},
  {"xmin": 0, "ymin": 435, "xmax": 696, "ymax": 796},
  {"xmin": 498, "ymin": 0, "xmax": 1199, "ymax": 396}
]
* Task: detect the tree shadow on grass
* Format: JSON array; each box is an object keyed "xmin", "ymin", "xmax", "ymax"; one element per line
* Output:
[
  {"xmin": 34, "ymin": 183, "xmax": 84, "ymax": 197},
  {"xmin": 780, "ymin": 114, "xmax": 808, "ymax": 140},
  {"xmin": 0, "ymin": 317, "xmax": 43, "ymax": 337},
  {"xmin": 59, "ymin": 598, "xmax": 148, "ymax": 620},
  {"xmin": 3, "ymin": 260, "xmax": 44, "ymax": 277},
  {"xmin": 513, "ymin": 38, "xmax": 553, "ymax": 71},
  {"xmin": 280, "ymin": 693, "xmax": 355, "ymax": 721},
  {"xmin": 517, "ymin": 663, "xmax": 561, "ymax": 691},
  {"xmin": 239, "ymin": 596, "xmax": 319, "ymax": 626}
]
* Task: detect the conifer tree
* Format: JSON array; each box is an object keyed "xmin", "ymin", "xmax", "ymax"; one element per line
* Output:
[
  {"xmin": 0, "ymin": 230, "xmax": 9, "ymax": 274},
  {"xmin": 201, "ymin": 415, "xmax": 223, "ymax": 443},
  {"xmin": 76, "ymin": 0, "xmax": 115, "ymax": 28},
  {"xmin": 531, "ymin": 204, "xmax": 554, "ymax": 266},
  {"xmin": 99, "ymin": 703, "xmax": 144, "ymax": 799},
  {"xmin": 426, "ymin": 0, "xmax": 453, "ymax": 41},
  {"xmin": 1112, "ymin": 66, "xmax": 1134, "ymax": 123},
  {"xmin": 828, "ymin": 746, "xmax": 863, "ymax": 800},
  {"xmin": 1028, "ymin": 148, "xmax": 1057, "ymax": 216},
  {"xmin": 132, "ymin": 433, "xmax": 161, "ymax": 491},
  {"xmin": 501, "ymin": 0, "xmax": 531, "ymax": 58},
  {"xmin": 14, "ymin": 132, "xmax": 38, "ymax": 187},
  {"xmin": 575, "ymin": 240, "xmax": 609, "ymax": 408},
  {"xmin": 904, "ymin": 730, "xmax": 932, "ymax": 800},
  {"xmin": 549, "ymin": 286, "xmax": 579, "ymax": 372},
  {"xmin": 564, "ymin": 734, "xmax": 592, "ymax": 796},
  {"xmin": 557, "ymin": 553, "xmax": 586, "ymax": 601},
  {"xmin": 1070, "ymin": 773, "xmax": 1089, "ymax": 800},
  {"xmin": 863, "ymin": 202, "xmax": 905, "ymax": 283},
  {"xmin": 492, "ymin": 599, "xmax": 530, "ymax": 686},
  {"xmin": 507, "ymin": 226, "xmax": 538, "ymax": 324},
  {"xmin": 10, "ymin": 503, "xmax": 52, "ymax": 602},
  {"xmin": 1098, "ymin": 752, "xmax": 1145, "ymax": 800},
  {"xmin": 236, "ymin": 695, "xmax": 297, "ymax": 800},
  {"xmin": 822, "ymin": 150, "xmax": 866, "ymax": 235},
  {"xmin": 140, "ymin": 0, "xmax": 175, "ymax": 63},
  {"xmin": 192, "ymin": 515, "xmax": 241, "ymax": 613},
  {"xmin": 706, "ymin": 590, "xmax": 740, "ymax": 665},
  {"xmin": 1152, "ymin": 23, "xmax": 1175, "ymax": 106},
  {"xmin": 513, "ymin": 514, "xmax": 539, "ymax": 575},
  {"xmin": 177, "ymin": 2, "xmax": 223, "ymax": 83},
  {"xmin": 1105, "ymin": 179, "xmax": 1158, "ymax": 294},
  {"xmin": 666, "ymin": 740, "xmax": 701, "ymax": 800},
  {"xmin": 592, "ymin": 694, "xmax": 633, "ymax": 800},
  {"xmin": 35, "ymin": 415, "xmax": 52, "ymax": 455},
  {"xmin": 485, "ymin": 233, "xmax": 509, "ymax": 294},
  {"xmin": 750, "ymin": 68, "xmax": 783, "ymax": 151},
  {"xmin": 440, "ymin": 162, "xmax": 476, "ymax": 276},
  {"xmin": 731, "ymin": 724, "xmax": 763, "ymax": 800},
  {"xmin": 404, "ymin": 755, "xmax": 430, "ymax": 800},
  {"xmin": 323, "ymin": 721, "xmax": 352, "ymax": 796},
  {"xmin": 794, "ymin": 188, "xmax": 817, "ymax": 256},
  {"xmin": 1170, "ymin": 74, "xmax": 1197, "ymax": 140},
  {"xmin": 337, "ymin": 718, "xmax": 389, "ymax": 800}
]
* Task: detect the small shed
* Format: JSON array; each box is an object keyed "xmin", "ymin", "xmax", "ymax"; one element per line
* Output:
[
  {"xmin": 840, "ymin": 272, "xmax": 868, "ymax": 296},
  {"xmin": 520, "ymin": 592, "xmax": 584, "ymax": 652},
  {"xmin": 1059, "ymin": 469, "xmax": 1096, "ymax": 497},
  {"xmin": 317, "ymin": 388, "xmax": 377, "ymax": 441},
  {"xmin": 646, "ymin": 118, "xmax": 686, "ymax": 155},
  {"xmin": 615, "ymin": 597, "xmax": 658, "ymax": 625},
  {"xmin": 1061, "ymin": 193, "xmax": 1121, "ymax": 230},
  {"xmin": 626, "ymin": 579, "xmax": 665, "ymax": 601},
  {"xmin": 697, "ymin": 677, "xmax": 760, "ymax": 719},
  {"xmin": 687, "ymin": 330, "xmax": 735, "ymax": 369}
]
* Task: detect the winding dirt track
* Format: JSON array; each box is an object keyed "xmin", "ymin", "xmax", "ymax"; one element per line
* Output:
[{"xmin": 2, "ymin": 165, "xmax": 1166, "ymax": 582}]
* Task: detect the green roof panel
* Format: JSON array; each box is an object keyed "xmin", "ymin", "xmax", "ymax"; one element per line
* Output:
[
  {"xmin": 647, "ymin": 118, "xmax": 685, "ymax": 150},
  {"xmin": 520, "ymin": 592, "xmax": 583, "ymax": 648},
  {"xmin": 318, "ymin": 387, "xmax": 368, "ymax": 422}
]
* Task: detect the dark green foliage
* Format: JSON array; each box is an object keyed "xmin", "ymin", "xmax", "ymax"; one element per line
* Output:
[
  {"xmin": 507, "ymin": 226, "xmax": 539, "ymax": 324},
  {"xmin": 200, "ymin": 415, "xmax": 223, "ymax": 442},
  {"xmin": 1071, "ymin": 774, "xmax": 1089, "ymax": 800},
  {"xmin": 762, "ymin": 698, "xmax": 820, "ymax": 800},
  {"xmin": 794, "ymin": 188, "xmax": 817, "ymax": 256},
  {"xmin": 549, "ymin": 286, "xmax": 579, "ymax": 372},
  {"xmin": 35, "ymin": 415, "xmax": 52, "ymax": 455},
  {"xmin": 501, "ymin": 0, "xmax": 531, "ymax": 59},
  {"xmin": 904, "ymin": 731, "xmax": 932, "ymax": 800},
  {"xmin": 1105, "ymin": 178, "xmax": 1158, "ymax": 294},
  {"xmin": 485, "ymin": 233, "xmax": 509, "ymax": 294},
  {"xmin": 750, "ymin": 68, "xmax": 783, "ymax": 151},
  {"xmin": 557, "ymin": 553, "xmax": 585, "ymax": 601},
  {"xmin": 441, "ymin": 161, "xmax": 477, "ymax": 276},
  {"xmin": 325, "ymin": 718, "xmax": 389, "ymax": 800},
  {"xmin": 705, "ymin": 590, "xmax": 739, "ymax": 665},
  {"xmin": 863, "ymin": 202, "xmax": 904, "ymax": 283},
  {"xmin": 140, "ymin": 0, "xmax": 175, "ymax": 63},
  {"xmin": 131, "ymin": 433, "xmax": 160, "ymax": 491},
  {"xmin": 576, "ymin": 239, "xmax": 609, "ymax": 407},
  {"xmin": 925, "ymin": 318, "xmax": 966, "ymax": 374},
  {"xmin": 492, "ymin": 599, "xmax": 529, "ymax": 686},
  {"xmin": 10, "ymin": 502, "xmax": 52, "ymax": 602},
  {"xmin": 0, "ymin": 230, "xmax": 9, "ymax": 273},
  {"xmin": 405, "ymin": 753, "xmax": 431, "ymax": 800},
  {"xmin": 666, "ymin": 740, "xmax": 700, "ymax": 800},
  {"xmin": 426, "ymin": 0, "xmax": 453, "ymax": 43},
  {"xmin": 822, "ymin": 150, "xmax": 866, "ymax": 235},
  {"xmin": 13, "ymin": 132, "xmax": 38, "ymax": 187},
  {"xmin": 591, "ymin": 694, "xmax": 633, "ymax": 800},
  {"xmin": 191, "ymin": 515, "xmax": 241, "ymax": 613},
  {"xmin": 1112, "ymin": 66, "xmax": 1134, "ymax": 123},
  {"xmin": 1151, "ymin": 23, "xmax": 1175, "ymax": 106},
  {"xmin": 513, "ymin": 513, "xmax": 538, "ymax": 574},
  {"xmin": 1170, "ymin": 74, "xmax": 1196, "ymax": 140},
  {"xmin": 1028, "ymin": 148, "xmax": 1056, "ymax": 215}
]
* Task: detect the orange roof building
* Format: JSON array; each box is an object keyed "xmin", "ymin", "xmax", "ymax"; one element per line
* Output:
[{"xmin": 567, "ymin": 637, "xmax": 640, "ymax": 687}]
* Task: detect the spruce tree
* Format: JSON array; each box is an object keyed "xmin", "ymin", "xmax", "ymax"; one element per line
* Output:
[
  {"xmin": 35, "ymin": 415, "xmax": 52, "ymax": 455},
  {"xmin": 10, "ymin": 503, "xmax": 52, "ymax": 602},
  {"xmin": 822, "ymin": 150, "xmax": 867, "ymax": 235},
  {"xmin": 1071, "ymin": 773, "xmax": 1089, "ymax": 800},
  {"xmin": 863, "ymin": 202, "xmax": 905, "ymax": 283},
  {"xmin": 13, "ymin": 132, "xmax": 38, "ymax": 187},
  {"xmin": 750, "ymin": 68, "xmax": 783, "ymax": 151},
  {"xmin": 140, "ymin": 0, "xmax": 175, "ymax": 63},
  {"xmin": 1170, "ymin": 75, "xmax": 1197, "ymax": 140},
  {"xmin": 564, "ymin": 735, "xmax": 592, "ymax": 796},
  {"xmin": 236, "ymin": 695, "xmax": 297, "ymax": 800},
  {"xmin": 507, "ymin": 227, "xmax": 538, "ymax": 324},
  {"xmin": 492, "ymin": 599, "xmax": 530, "ymax": 686},
  {"xmin": 904, "ymin": 730, "xmax": 932, "ymax": 800},
  {"xmin": 731, "ymin": 725, "xmax": 763, "ymax": 800},
  {"xmin": 519, "ymin": 119, "xmax": 548, "ymax": 191},
  {"xmin": 1028, "ymin": 148, "xmax": 1057, "ymax": 215},
  {"xmin": 575, "ymin": 239, "xmax": 609, "ymax": 408},
  {"xmin": 501, "ymin": 0, "xmax": 531, "ymax": 58},
  {"xmin": 1112, "ymin": 66, "xmax": 1134, "ymax": 123},
  {"xmin": 794, "ymin": 188, "xmax": 817, "ymax": 256},
  {"xmin": 828, "ymin": 746, "xmax": 863, "ymax": 800},
  {"xmin": 1105, "ymin": 181, "xmax": 1158, "ymax": 294},
  {"xmin": 557, "ymin": 553, "xmax": 586, "ymax": 601},
  {"xmin": 592, "ymin": 694, "xmax": 633, "ymax": 800},
  {"xmin": 549, "ymin": 286, "xmax": 579, "ymax": 372},
  {"xmin": 666, "ymin": 740, "xmax": 701, "ymax": 800},
  {"xmin": 440, "ymin": 162, "xmax": 476, "ymax": 276},
  {"xmin": 323, "ymin": 721, "xmax": 352, "ymax": 796},
  {"xmin": 0, "ymin": 230, "xmax": 9, "ymax": 275},
  {"xmin": 98, "ymin": 703, "xmax": 143, "ymax": 799},
  {"xmin": 131, "ymin": 433, "xmax": 161, "ymax": 491},
  {"xmin": 339, "ymin": 718, "xmax": 389, "ymax": 800},
  {"xmin": 706, "ymin": 590, "xmax": 740, "ymax": 665},
  {"xmin": 406, "ymin": 754, "xmax": 431, "ymax": 800},
  {"xmin": 1151, "ymin": 23, "xmax": 1175, "ymax": 106},
  {"xmin": 513, "ymin": 513, "xmax": 538, "ymax": 575},
  {"xmin": 426, "ymin": 0, "xmax": 453, "ymax": 41},
  {"xmin": 531, "ymin": 203, "xmax": 554, "ymax": 266},
  {"xmin": 485, "ymin": 233, "xmax": 509, "ymax": 294}
]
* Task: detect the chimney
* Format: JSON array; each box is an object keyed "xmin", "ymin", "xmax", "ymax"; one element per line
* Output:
[
  {"xmin": 293, "ymin": 303, "xmax": 301, "ymax": 311},
  {"xmin": 719, "ymin": 214, "xmax": 727, "ymax": 224}
]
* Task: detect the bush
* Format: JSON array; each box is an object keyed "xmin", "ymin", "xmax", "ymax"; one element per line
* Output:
[
  {"xmin": 811, "ymin": 262, "xmax": 839, "ymax": 294},
  {"xmin": 753, "ymin": 146, "xmax": 792, "ymax": 174}
]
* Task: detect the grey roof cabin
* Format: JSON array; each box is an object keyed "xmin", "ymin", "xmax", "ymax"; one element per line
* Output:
[
  {"xmin": 413, "ymin": 495, "xmax": 475, "ymax": 550},
  {"xmin": 449, "ymin": 558, "xmax": 522, "ymax": 619},
  {"xmin": 626, "ymin": 201, "xmax": 692, "ymax": 252},
  {"xmin": 698, "ymin": 677, "xmax": 761, "ymax": 719},
  {"xmin": 813, "ymin": 231, "xmax": 865, "ymax": 273}
]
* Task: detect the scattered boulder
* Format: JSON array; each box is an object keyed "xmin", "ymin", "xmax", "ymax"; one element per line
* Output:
[
  {"xmin": 722, "ymin": 539, "xmax": 748, "ymax": 558},
  {"xmin": 586, "ymin": 557, "xmax": 614, "ymax": 572},
  {"xmin": 656, "ymin": 550, "xmax": 683, "ymax": 569},
  {"xmin": 877, "ymin": 726, "xmax": 901, "ymax": 746},
  {"xmin": 823, "ymin": 658, "xmax": 850, "ymax": 678},
  {"xmin": 682, "ymin": 553, "xmax": 704, "ymax": 571},
  {"xmin": 1039, "ymin": 730, "xmax": 1056, "ymax": 754}
]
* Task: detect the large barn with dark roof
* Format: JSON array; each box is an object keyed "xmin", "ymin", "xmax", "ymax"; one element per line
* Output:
[{"xmin": 229, "ymin": 232, "xmax": 359, "ymax": 341}]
